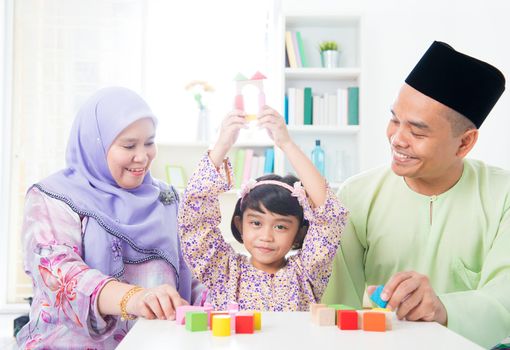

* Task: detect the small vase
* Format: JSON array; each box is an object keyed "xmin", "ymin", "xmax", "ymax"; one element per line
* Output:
[
  {"xmin": 196, "ymin": 108, "xmax": 210, "ymax": 143},
  {"xmin": 320, "ymin": 50, "xmax": 339, "ymax": 68}
]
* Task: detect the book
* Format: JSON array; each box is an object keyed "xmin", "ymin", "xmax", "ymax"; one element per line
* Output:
[
  {"xmin": 284, "ymin": 94, "xmax": 289, "ymax": 124},
  {"xmin": 234, "ymin": 149, "xmax": 246, "ymax": 188},
  {"xmin": 263, "ymin": 148, "xmax": 274, "ymax": 174},
  {"xmin": 295, "ymin": 88, "xmax": 304, "ymax": 126},
  {"xmin": 327, "ymin": 93, "xmax": 338, "ymax": 126},
  {"xmin": 295, "ymin": 31, "xmax": 307, "ymax": 68},
  {"xmin": 348, "ymin": 87, "xmax": 359, "ymax": 125},
  {"xmin": 250, "ymin": 155, "xmax": 260, "ymax": 180},
  {"xmin": 336, "ymin": 87, "xmax": 348, "ymax": 126},
  {"xmin": 303, "ymin": 87, "xmax": 313, "ymax": 125},
  {"xmin": 242, "ymin": 149, "xmax": 254, "ymax": 184},
  {"xmin": 257, "ymin": 155, "xmax": 265, "ymax": 178},
  {"xmin": 312, "ymin": 95, "xmax": 321, "ymax": 126},
  {"xmin": 287, "ymin": 88, "xmax": 296, "ymax": 125},
  {"xmin": 291, "ymin": 31, "xmax": 302, "ymax": 67},
  {"xmin": 285, "ymin": 31, "xmax": 298, "ymax": 68}
]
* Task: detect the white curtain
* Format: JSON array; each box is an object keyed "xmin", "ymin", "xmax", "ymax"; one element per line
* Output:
[{"xmin": 6, "ymin": 0, "xmax": 273, "ymax": 303}]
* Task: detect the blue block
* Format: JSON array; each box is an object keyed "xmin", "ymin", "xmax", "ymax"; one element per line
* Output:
[{"xmin": 370, "ymin": 285, "xmax": 388, "ymax": 308}]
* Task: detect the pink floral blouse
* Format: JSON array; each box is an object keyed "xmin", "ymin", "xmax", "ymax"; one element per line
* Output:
[
  {"xmin": 178, "ymin": 155, "xmax": 348, "ymax": 312},
  {"xmin": 17, "ymin": 187, "xmax": 203, "ymax": 350}
]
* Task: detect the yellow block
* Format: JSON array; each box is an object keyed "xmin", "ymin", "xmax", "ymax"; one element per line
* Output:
[
  {"xmin": 372, "ymin": 308, "xmax": 391, "ymax": 312},
  {"xmin": 212, "ymin": 315, "xmax": 231, "ymax": 336},
  {"xmin": 245, "ymin": 114, "xmax": 257, "ymax": 121},
  {"xmin": 252, "ymin": 311, "xmax": 261, "ymax": 330}
]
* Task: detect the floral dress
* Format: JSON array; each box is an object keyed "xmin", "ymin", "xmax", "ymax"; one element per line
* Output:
[
  {"xmin": 17, "ymin": 187, "xmax": 203, "ymax": 350},
  {"xmin": 178, "ymin": 154, "xmax": 348, "ymax": 311}
]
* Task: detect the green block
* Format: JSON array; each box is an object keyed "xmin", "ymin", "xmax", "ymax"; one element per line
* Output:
[
  {"xmin": 185, "ymin": 311, "xmax": 208, "ymax": 332},
  {"xmin": 328, "ymin": 304, "xmax": 357, "ymax": 323},
  {"xmin": 328, "ymin": 304, "xmax": 356, "ymax": 311}
]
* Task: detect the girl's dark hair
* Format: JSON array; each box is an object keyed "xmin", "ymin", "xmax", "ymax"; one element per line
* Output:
[{"xmin": 230, "ymin": 174, "xmax": 309, "ymax": 250}]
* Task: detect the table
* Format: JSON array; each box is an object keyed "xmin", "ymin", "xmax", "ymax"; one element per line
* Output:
[{"xmin": 117, "ymin": 311, "xmax": 483, "ymax": 350}]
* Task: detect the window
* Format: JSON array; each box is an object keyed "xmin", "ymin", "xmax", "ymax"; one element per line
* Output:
[{"xmin": 2, "ymin": 0, "xmax": 275, "ymax": 305}]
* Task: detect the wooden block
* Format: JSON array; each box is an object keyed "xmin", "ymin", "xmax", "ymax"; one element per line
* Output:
[
  {"xmin": 310, "ymin": 303, "xmax": 327, "ymax": 323},
  {"xmin": 328, "ymin": 304, "xmax": 356, "ymax": 324},
  {"xmin": 370, "ymin": 285, "xmax": 388, "ymax": 308},
  {"xmin": 338, "ymin": 310, "xmax": 358, "ymax": 330},
  {"xmin": 235, "ymin": 313, "xmax": 254, "ymax": 334},
  {"xmin": 368, "ymin": 308, "xmax": 393, "ymax": 330},
  {"xmin": 227, "ymin": 301, "xmax": 239, "ymax": 311},
  {"xmin": 209, "ymin": 311, "xmax": 228, "ymax": 329},
  {"xmin": 185, "ymin": 311, "xmax": 208, "ymax": 332},
  {"xmin": 372, "ymin": 307, "xmax": 390, "ymax": 312},
  {"xmin": 212, "ymin": 315, "xmax": 231, "ymax": 336},
  {"xmin": 229, "ymin": 310, "xmax": 238, "ymax": 330},
  {"xmin": 176, "ymin": 305, "xmax": 205, "ymax": 325},
  {"xmin": 252, "ymin": 311, "xmax": 262, "ymax": 330},
  {"xmin": 363, "ymin": 311, "xmax": 386, "ymax": 332},
  {"xmin": 316, "ymin": 307, "xmax": 336, "ymax": 326}
]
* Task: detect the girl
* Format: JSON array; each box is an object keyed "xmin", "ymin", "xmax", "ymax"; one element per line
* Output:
[
  {"xmin": 17, "ymin": 87, "xmax": 204, "ymax": 349},
  {"xmin": 178, "ymin": 106, "xmax": 347, "ymax": 311}
]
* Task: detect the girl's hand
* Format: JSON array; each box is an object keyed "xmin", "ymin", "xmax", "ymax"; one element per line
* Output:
[
  {"xmin": 257, "ymin": 106, "xmax": 292, "ymax": 150},
  {"xmin": 209, "ymin": 109, "xmax": 247, "ymax": 168},
  {"xmin": 126, "ymin": 284, "xmax": 188, "ymax": 320}
]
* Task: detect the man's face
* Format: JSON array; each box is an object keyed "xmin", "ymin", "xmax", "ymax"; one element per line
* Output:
[{"xmin": 386, "ymin": 84, "xmax": 464, "ymax": 183}]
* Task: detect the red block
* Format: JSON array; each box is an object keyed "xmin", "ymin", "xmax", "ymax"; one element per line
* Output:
[
  {"xmin": 338, "ymin": 310, "xmax": 358, "ymax": 330},
  {"xmin": 235, "ymin": 314, "xmax": 254, "ymax": 334}
]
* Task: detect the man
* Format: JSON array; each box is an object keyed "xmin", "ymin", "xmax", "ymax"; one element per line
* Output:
[{"xmin": 322, "ymin": 41, "xmax": 509, "ymax": 348}]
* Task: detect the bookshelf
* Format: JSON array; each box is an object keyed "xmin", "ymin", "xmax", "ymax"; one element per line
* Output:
[{"xmin": 277, "ymin": 13, "xmax": 362, "ymax": 186}]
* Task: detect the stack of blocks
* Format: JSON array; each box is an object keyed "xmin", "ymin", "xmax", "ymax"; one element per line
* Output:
[
  {"xmin": 310, "ymin": 300, "xmax": 392, "ymax": 332},
  {"xmin": 177, "ymin": 302, "xmax": 262, "ymax": 337}
]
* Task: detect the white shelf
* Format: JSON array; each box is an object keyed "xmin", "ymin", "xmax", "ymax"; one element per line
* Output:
[
  {"xmin": 285, "ymin": 67, "xmax": 360, "ymax": 80},
  {"xmin": 278, "ymin": 12, "xmax": 361, "ymax": 183},
  {"xmin": 287, "ymin": 125, "xmax": 359, "ymax": 134},
  {"xmin": 157, "ymin": 141, "xmax": 273, "ymax": 148},
  {"xmin": 157, "ymin": 141, "xmax": 210, "ymax": 148}
]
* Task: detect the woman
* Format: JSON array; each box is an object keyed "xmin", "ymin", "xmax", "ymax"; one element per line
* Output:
[{"xmin": 16, "ymin": 87, "xmax": 204, "ymax": 349}]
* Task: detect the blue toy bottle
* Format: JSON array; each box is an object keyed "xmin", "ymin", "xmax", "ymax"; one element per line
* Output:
[{"xmin": 311, "ymin": 139, "xmax": 325, "ymax": 177}]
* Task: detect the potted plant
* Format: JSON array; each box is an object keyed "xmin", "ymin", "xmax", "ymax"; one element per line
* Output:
[{"xmin": 319, "ymin": 40, "xmax": 340, "ymax": 68}]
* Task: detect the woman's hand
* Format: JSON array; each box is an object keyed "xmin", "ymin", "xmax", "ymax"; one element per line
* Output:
[
  {"xmin": 257, "ymin": 106, "xmax": 292, "ymax": 151},
  {"xmin": 126, "ymin": 284, "xmax": 188, "ymax": 320},
  {"xmin": 209, "ymin": 109, "xmax": 247, "ymax": 168}
]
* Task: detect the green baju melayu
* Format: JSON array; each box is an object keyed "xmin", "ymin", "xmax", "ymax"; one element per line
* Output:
[{"xmin": 322, "ymin": 159, "xmax": 510, "ymax": 348}]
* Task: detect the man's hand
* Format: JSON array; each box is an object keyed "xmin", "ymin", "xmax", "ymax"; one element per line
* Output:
[{"xmin": 367, "ymin": 271, "xmax": 448, "ymax": 325}]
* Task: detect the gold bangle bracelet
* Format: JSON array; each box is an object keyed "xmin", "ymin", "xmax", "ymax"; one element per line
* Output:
[{"xmin": 120, "ymin": 285, "xmax": 143, "ymax": 321}]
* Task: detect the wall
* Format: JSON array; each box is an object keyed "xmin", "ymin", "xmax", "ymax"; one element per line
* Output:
[{"xmin": 283, "ymin": 0, "xmax": 510, "ymax": 171}]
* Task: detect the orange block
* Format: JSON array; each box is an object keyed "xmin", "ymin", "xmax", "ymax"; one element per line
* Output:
[{"xmin": 362, "ymin": 312, "xmax": 386, "ymax": 332}]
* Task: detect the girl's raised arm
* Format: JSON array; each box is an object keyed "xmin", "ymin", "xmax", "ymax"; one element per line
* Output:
[
  {"xmin": 209, "ymin": 109, "xmax": 247, "ymax": 168},
  {"xmin": 257, "ymin": 106, "xmax": 326, "ymax": 207}
]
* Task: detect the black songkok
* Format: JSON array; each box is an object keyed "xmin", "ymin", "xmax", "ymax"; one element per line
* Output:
[{"xmin": 405, "ymin": 41, "xmax": 505, "ymax": 128}]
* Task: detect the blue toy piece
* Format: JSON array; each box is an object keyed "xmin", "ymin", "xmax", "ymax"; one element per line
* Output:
[{"xmin": 370, "ymin": 285, "xmax": 388, "ymax": 308}]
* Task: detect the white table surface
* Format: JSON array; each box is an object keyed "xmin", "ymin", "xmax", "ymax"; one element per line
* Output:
[{"xmin": 117, "ymin": 311, "xmax": 483, "ymax": 350}]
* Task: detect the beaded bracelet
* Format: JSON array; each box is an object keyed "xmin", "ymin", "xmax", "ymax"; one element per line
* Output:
[{"xmin": 120, "ymin": 285, "xmax": 143, "ymax": 321}]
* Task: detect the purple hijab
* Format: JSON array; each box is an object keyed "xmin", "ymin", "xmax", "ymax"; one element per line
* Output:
[{"xmin": 34, "ymin": 87, "xmax": 192, "ymax": 300}]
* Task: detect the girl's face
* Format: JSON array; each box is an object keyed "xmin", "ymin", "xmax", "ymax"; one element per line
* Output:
[
  {"xmin": 237, "ymin": 204, "xmax": 300, "ymax": 274},
  {"xmin": 107, "ymin": 118, "xmax": 156, "ymax": 189}
]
